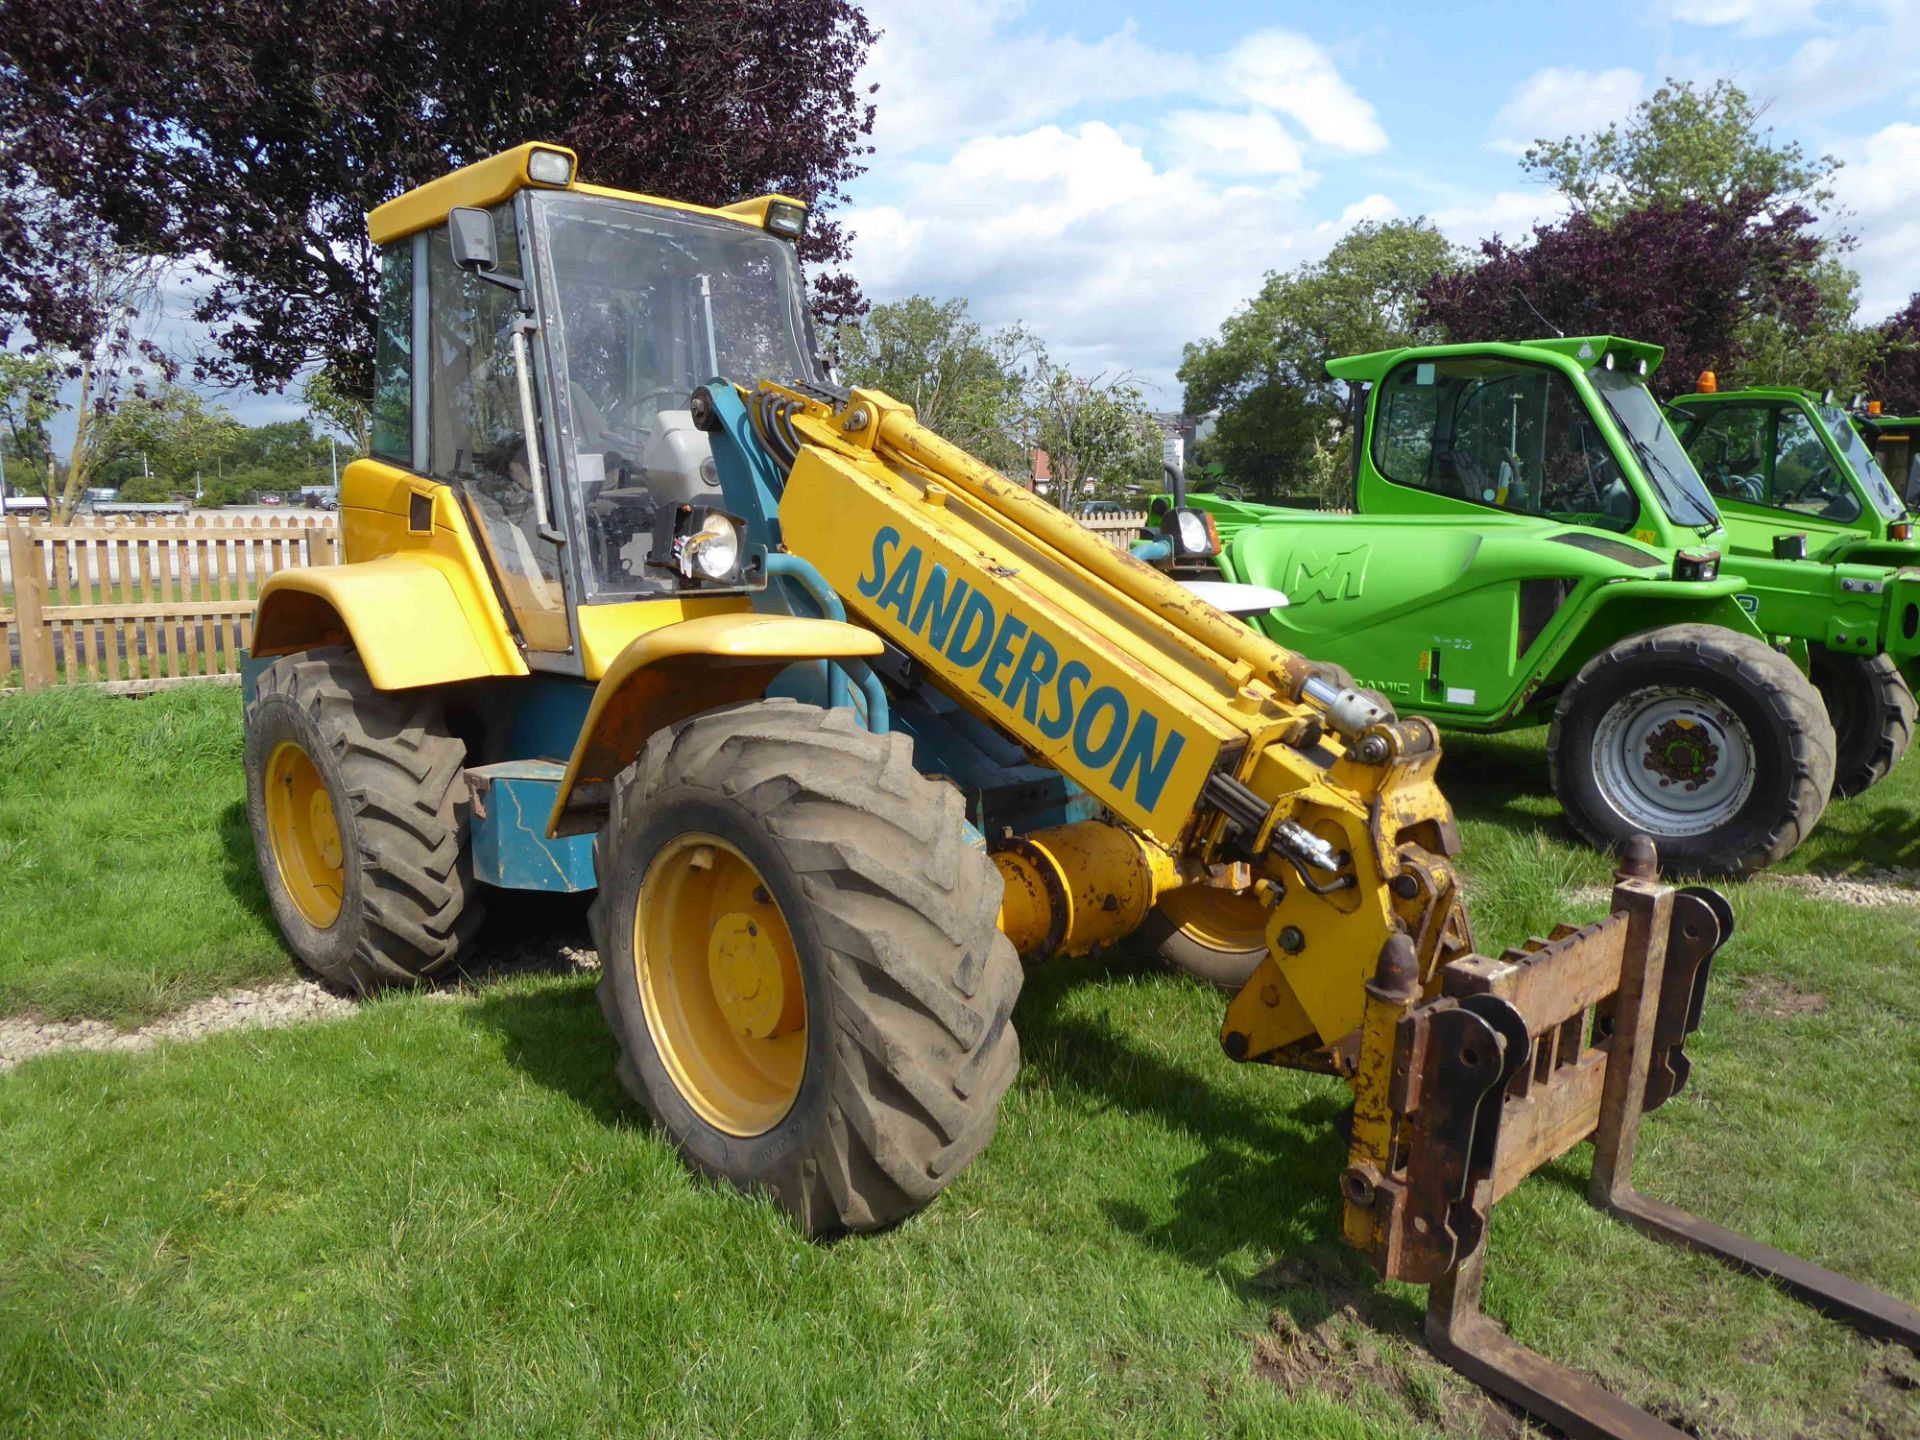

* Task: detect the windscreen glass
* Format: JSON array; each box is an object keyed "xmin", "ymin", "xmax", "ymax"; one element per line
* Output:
[
  {"xmin": 1820, "ymin": 404, "xmax": 1905, "ymax": 519},
  {"xmin": 532, "ymin": 192, "xmax": 819, "ymax": 597},
  {"xmin": 1587, "ymin": 366, "xmax": 1721, "ymax": 530}
]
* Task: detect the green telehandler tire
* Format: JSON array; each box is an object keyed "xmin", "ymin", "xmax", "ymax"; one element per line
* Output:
[
  {"xmin": 590, "ymin": 699, "xmax": 1022, "ymax": 1236},
  {"xmin": 1808, "ymin": 646, "xmax": 1916, "ymax": 797},
  {"xmin": 1548, "ymin": 625, "xmax": 1835, "ymax": 878}
]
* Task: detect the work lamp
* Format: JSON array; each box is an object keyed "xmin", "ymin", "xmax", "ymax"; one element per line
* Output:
[
  {"xmin": 526, "ymin": 148, "xmax": 575, "ymax": 186},
  {"xmin": 765, "ymin": 201, "xmax": 808, "ymax": 240}
]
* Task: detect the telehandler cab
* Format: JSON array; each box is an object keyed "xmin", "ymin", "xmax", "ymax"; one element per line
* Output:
[{"xmin": 241, "ymin": 147, "xmax": 1918, "ymax": 1439}]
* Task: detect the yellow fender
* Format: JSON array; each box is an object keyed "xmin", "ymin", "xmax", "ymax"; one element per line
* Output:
[
  {"xmin": 251, "ymin": 556, "xmax": 528, "ymax": 690},
  {"xmin": 547, "ymin": 612, "xmax": 884, "ymax": 837}
]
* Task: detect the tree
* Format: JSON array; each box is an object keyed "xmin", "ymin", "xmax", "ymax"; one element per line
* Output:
[
  {"xmin": 99, "ymin": 385, "xmax": 246, "ymax": 501},
  {"xmin": 43, "ymin": 245, "xmax": 171, "ymax": 519},
  {"xmin": 1022, "ymin": 353, "xmax": 1163, "ymax": 502},
  {"xmin": 0, "ymin": 351, "xmax": 57, "ymax": 500},
  {"xmin": 835, "ymin": 297, "xmax": 1028, "ymax": 473},
  {"xmin": 0, "ymin": 0, "xmax": 877, "ymax": 400},
  {"xmin": 1522, "ymin": 78, "xmax": 1839, "ymax": 220},
  {"xmin": 1867, "ymin": 296, "xmax": 1920, "ymax": 414},
  {"xmin": 1180, "ymin": 220, "xmax": 1459, "ymax": 501},
  {"xmin": 1420, "ymin": 195, "xmax": 1827, "ymax": 398},
  {"xmin": 303, "ymin": 369, "xmax": 372, "ymax": 456}
]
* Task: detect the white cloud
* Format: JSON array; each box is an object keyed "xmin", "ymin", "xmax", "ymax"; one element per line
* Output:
[
  {"xmin": 1221, "ymin": 31, "xmax": 1387, "ymax": 155},
  {"xmin": 1487, "ymin": 67, "xmax": 1645, "ymax": 156},
  {"xmin": 1829, "ymin": 121, "xmax": 1920, "ymax": 319},
  {"xmin": 1315, "ymin": 194, "xmax": 1398, "ymax": 236},
  {"xmin": 1428, "ymin": 189, "xmax": 1570, "ymax": 247},
  {"xmin": 1666, "ymin": 0, "xmax": 1824, "ymax": 36},
  {"xmin": 858, "ymin": 3, "xmax": 1381, "ymax": 166},
  {"xmin": 1161, "ymin": 109, "xmax": 1305, "ymax": 176},
  {"xmin": 860, "ymin": 1, "xmax": 1198, "ymax": 158},
  {"xmin": 845, "ymin": 122, "xmax": 1322, "ymax": 400}
]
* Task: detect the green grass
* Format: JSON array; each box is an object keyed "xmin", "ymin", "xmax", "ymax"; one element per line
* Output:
[
  {"xmin": 0, "ymin": 685, "xmax": 286, "ymax": 1022},
  {"xmin": 1, "ymin": 696, "xmax": 1916, "ymax": 1438}
]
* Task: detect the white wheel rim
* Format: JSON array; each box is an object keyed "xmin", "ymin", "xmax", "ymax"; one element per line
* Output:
[{"xmin": 1590, "ymin": 686, "xmax": 1756, "ymax": 838}]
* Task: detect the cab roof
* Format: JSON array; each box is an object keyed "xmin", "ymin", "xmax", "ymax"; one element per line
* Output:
[
  {"xmin": 365, "ymin": 141, "xmax": 804, "ymax": 247},
  {"xmin": 1326, "ymin": 336, "xmax": 1666, "ymax": 384},
  {"xmin": 1673, "ymin": 385, "xmax": 1830, "ymax": 406}
]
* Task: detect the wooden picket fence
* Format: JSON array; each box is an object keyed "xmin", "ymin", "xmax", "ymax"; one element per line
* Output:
[
  {"xmin": 1079, "ymin": 510, "xmax": 1151, "ymax": 548},
  {"xmin": 2, "ymin": 514, "xmax": 338, "ymax": 694}
]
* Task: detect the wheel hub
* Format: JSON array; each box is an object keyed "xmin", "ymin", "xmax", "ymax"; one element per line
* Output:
[
  {"xmin": 263, "ymin": 740, "xmax": 345, "ymax": 929},
  {"xmin": 709, "ymin": 911, "xmax": 802, "ymax": 1039},
  {"xmin": 1591, "ymin": 687, "xmax": 1756, "ymax": 839},
  {"xmin": 634, "ymin": 834, "xmax": 808, "ymax": 1137},
  {"xmin": 1642, "ymin": 717, "xmax": 1720, "ymax": 790}
]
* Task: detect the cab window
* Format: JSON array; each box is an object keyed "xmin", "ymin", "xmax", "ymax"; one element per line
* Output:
[
  {"xmin": 370, "ymin": 243, "xmax": 413, "ymax": 465},
  {"xmin": 1372, "ymin": 356, "xmax": 1638, "ymax": 532},
  {"xmin": 1683, "ymin": 402, "xmax": 1860, "ymax": 522}
]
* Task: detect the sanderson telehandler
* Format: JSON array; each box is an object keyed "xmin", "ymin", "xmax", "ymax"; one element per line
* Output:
[
  {"xmin": 1193, "ymin": 339, "xmax": 1920, "ymax": 874},
  {"xmin": 240, "ymin": 146, "xmax": 1918, "ymax": 1439}
]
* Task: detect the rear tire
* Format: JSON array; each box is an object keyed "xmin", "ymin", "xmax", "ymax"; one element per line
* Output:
[
  {"xmin": 590, "ymin": 699, "xmax": 1022, "ymax": 1235},
  {"xmin": 1549, "ymin": 625, "xmax": 1834, "ymax": 877},
  {"xmin": 1808, "ymin": 647, "xmax": 1915, "ymax": 797},
  {"xmin": 243, "ymin": 646, "xmax": 482, "ymax": 992}
]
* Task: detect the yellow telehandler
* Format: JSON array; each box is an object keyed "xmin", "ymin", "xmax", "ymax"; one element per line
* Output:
[{"xmin": 241, "ymin": 144, "xmax": 1918, "ymax": 1437}]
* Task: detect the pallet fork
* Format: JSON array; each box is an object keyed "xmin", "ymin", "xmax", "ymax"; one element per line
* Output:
[{"xmin": 1342, "ymin": 837, "xmax": 1920, "ymax": 1438}]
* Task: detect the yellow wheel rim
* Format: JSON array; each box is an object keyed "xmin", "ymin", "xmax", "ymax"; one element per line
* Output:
[
  {"xmin": 1156, "ymin": 884, "xmax": 1269, "ymax": 953},
  {"xmin": 264, "ymin": 740, "xmax": 345, "ymax": 929},
  {"xmin": 635, "ymin": 834, "xmax": 807, "ymax": 1137}
]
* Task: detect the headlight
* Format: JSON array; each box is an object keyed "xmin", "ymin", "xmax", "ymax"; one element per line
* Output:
[
  {"xmin": 682, "ymin": 514, "xmax": 741, "ymax": 581},
  {"xmin": 1169, "ymin": 507, "xmax": 1219, "ymax": 557}
]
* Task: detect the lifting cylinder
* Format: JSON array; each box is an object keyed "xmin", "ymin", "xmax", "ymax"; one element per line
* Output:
[{"xmin": 992, "ymin": 821, "xmax": 1186, "ymax": 961}]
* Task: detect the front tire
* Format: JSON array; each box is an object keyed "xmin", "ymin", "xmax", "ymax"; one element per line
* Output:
[
  {"xmin": 590, "ymin": 700, "xmax": 1022, "ymax": 1235},
  {"xmin": 1549, "ymin": 625, "xmax": 1834, "ymax": 877},
  {"xmin": 1808, "ymin": 647, "xmax": 1915, "ymax": 797},
  {"xmin": 243, "ymin": 646, "xmax": 482, "ymax": 992}
]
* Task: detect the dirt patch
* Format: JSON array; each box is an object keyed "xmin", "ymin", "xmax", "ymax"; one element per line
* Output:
[
  {"xmin": 0, "ymin": 937, "xmax": 601, "ymax": 1073},
  {"xmin": 1251, "ymin": 1247, "xmax": 1530, "ymax": 1439},
  {"xmin": 1737, "ymin": 974, "xmax": 1828, "ymax": 1020},
  {"xmin": 0, "ymin": 978, "xmax": 356, "ymax": 1072},
  {"xmin": 1769, "ymin": 870, "xmax": 1920, "ymax": 909}
]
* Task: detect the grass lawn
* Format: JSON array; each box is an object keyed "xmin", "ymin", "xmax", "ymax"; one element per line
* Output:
[
  {"xmin": 1, "ymin": 691, "xmax": 1916, "ymax": 1438},
  {"xmin": 0, "ymin": 685, "xmax": 287, "ymax": 1022}
]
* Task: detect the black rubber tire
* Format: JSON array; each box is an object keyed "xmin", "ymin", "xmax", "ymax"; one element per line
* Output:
[
  {"xmin": 1808, "ymin": 646, "xmax": 1916, "ymax": 797},
  {"xmin": 1138, "ymin": 908, "xmax": 1265, "ymax": 990},
  {"xmin": 243, "ymin": 646, "xmax": 482, "ymax": 992},
  {"xmin": 590, "ymin": 699, "xmax": 1022, "ymax": 1236},
  {"xmin": 1548, "ymin": 624, "xmax": 1835, "ymax": 878}
]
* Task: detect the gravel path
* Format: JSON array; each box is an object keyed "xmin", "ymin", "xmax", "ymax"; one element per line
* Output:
[
  {"xmin": 0, "ymin": 940, "xmax": 602, "ymax": 1073},
  {"xmin": 0, "ymin": 979, "xmax": 356, "ymax": 1072}
]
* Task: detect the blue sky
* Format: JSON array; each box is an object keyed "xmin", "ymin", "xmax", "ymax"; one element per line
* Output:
[
  {"xmin": 41, "ymin": 0, "xmax": 1920, "ymax": 445},
  {"xmin": 841, "ymin": 0, "xmax": 1920, "ymax": 404}
]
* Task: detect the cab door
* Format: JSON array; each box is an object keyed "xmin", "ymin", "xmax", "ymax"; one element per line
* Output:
[{"xmin": 422, "ymin": 203, "xmax": 574, "ymax": 655}]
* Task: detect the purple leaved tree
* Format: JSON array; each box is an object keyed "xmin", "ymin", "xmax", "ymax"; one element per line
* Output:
[
  {"xmin": 1419, "ymin": 193, "xmax": 1825, "ymax": 396},
  {"xmin": 0, "ymin": 0, "xmax": 877, "ymax": 398}
]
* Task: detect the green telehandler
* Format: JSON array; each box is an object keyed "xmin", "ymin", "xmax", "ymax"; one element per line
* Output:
[
  {"xmin": 1666, "ymin": 379, "xmax": 1920, "ymax": 794},
  {"xmin": 1184, "ymin": 337, "xmax": 1920, "ymax": 889}
]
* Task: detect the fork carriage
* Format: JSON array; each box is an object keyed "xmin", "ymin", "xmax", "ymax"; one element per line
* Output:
[{"xmin": 1341, "ymin": 836, "xmax": 1920, "ymax": 1439}]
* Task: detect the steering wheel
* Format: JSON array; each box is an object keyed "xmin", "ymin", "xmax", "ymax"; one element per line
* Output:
[
  {"xmin": 1706, "ymin": 464, "xmax": 1764, "ymax": 504},
  {"xmin": 1544, "ymin": 449, "xmax": 1611, "ymax": 514},
  {"xmin": 599, "ymin": 384, "xmax": 692, "ymax": 442}
]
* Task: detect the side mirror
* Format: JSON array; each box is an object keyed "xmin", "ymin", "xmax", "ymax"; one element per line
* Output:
[{"xmin": 449, "ymin": 207, "xmax": 497, "ymax": 272}]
